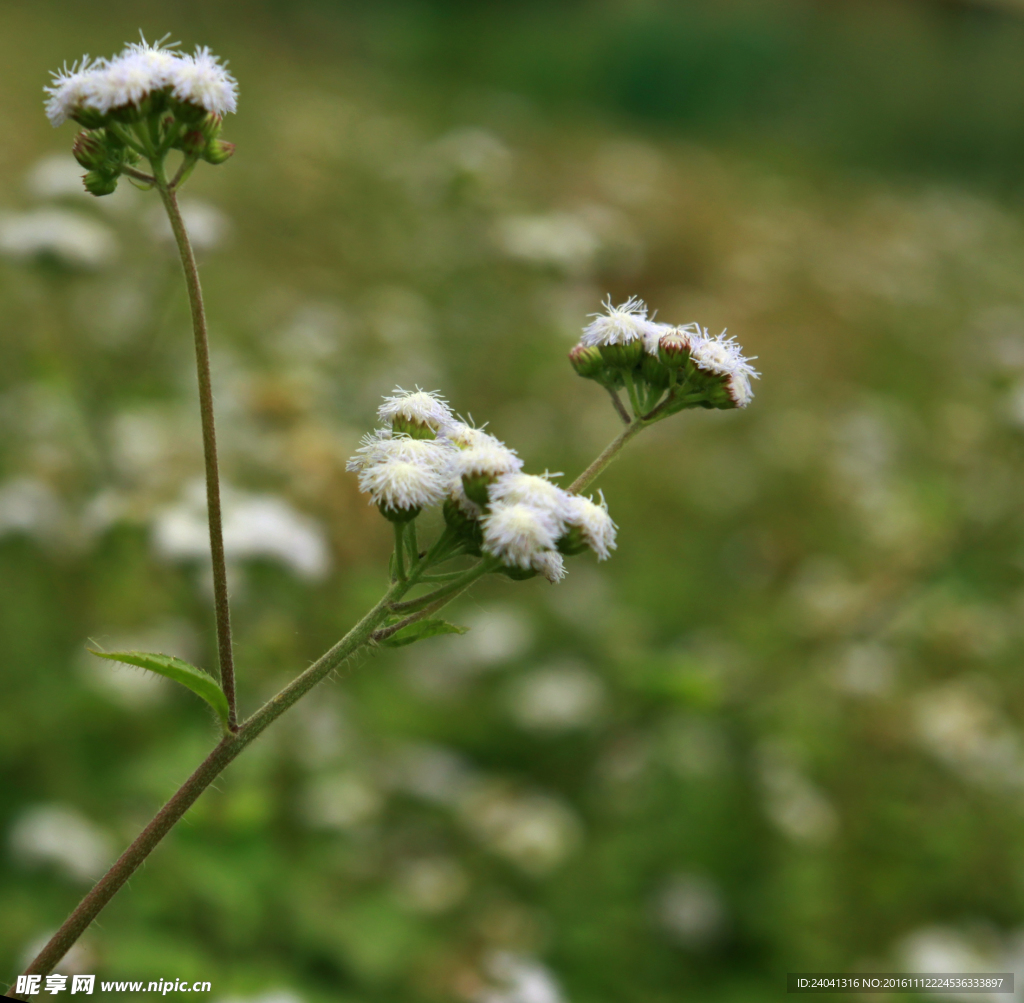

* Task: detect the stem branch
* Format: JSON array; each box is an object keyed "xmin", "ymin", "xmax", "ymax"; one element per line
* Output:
[{"xmin": 154, "ymin": 166, "xmax": 237, "ymax": 732}]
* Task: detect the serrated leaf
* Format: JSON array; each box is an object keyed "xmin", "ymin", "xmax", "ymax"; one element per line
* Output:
[
  {"xmin": 380, "ymin": 618, "xmax": 469, "ymax": 648},
  {"xmin": 88, "ymin": 649, "xmax": 230, "ymax": 730}
]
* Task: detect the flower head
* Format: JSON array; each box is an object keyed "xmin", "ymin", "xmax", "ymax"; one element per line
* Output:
[
  {"xmin": 438, "ymin": 421, "xmax": 495, "ymax": 449},
  {"xmin": 44, "ymin": 41, "xmax": 237, "ymax": 127},
  {"xmin": 689, "ymin": 329, "xmax": 760, "ymax": 409},
  {"xmin": 453, "ymin": 437, "xmax": 523, "ymax": 480},
  {"xmin": 378, "ymin": 387, "xmax": 452, "ymax": 436},
  {"xmin": 44, "ymin": 57, "xmax": 107, "ymax": 127},
  {"xmin": 168, "ymin": 46, "xmax": 238, "ymax": 115},
  {"xmin": 481, "ymin": 503, "xmax": 561, "ymax": 569},
  {"xmin": 581, "ymin": 296, "xmax": 661, "ymax": 348},
  {"xmin": 488, "ymin": 472, "xmax": 569, "ymax": 520},
  {"xmin": 562, "ymin": 492, "xmax": 617, "ymax": 561},
  {"xmin": 347, "ymin": 432, "xmax": 452, "ymax": 474},
  {"xmin": 359, "ymin": 459, "xmax": 449, "ymax": 513},
  {"xmin": 531, "ymin": 550, "xmax": 566, "ymax": 583}
]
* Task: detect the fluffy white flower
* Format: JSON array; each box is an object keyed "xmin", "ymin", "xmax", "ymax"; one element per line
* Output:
[
  {"xmin": 531, "ymin": 550, "xmax": 566, "ymax": 583},
  {"xmin": 453, "ymin": 438, "xmax": 523, "ymax": 480},
  {"xmin": 349, "ymin": 435, "xmax": 454, "ymax": 511},
  {"xmin": 580, "ymin": 295, "xmax": 661, "ymax": 348},
  {"xmin": 562, "ymin": 492, "xmax": 617, "ymax": 560},
  {"xmin": 95, "ymin": 45, "xmax": 174, "ymax": 112},
  {"xmin": 347, "ymin": 432, "xmax": 451, "ymax": 473},
  {"xmin": 689, "ymin": 329, "xmax": 760, "ymax": 408},
  {"xmin": 642, "ymin": 321, "xmax": 677, "ymax": 355},
  {"xmin": 169, "ymin": 46, "xmax": 238, "ymax": 116},
  {"xmin": 44, "ymin": 57, "xmax": 106, "ymax": 126},
  {"xmin": 378, "ymin": 387, "xmax": 452, "ymax": 430},
  {"xmin": 44, "ymin": 41, "xmax": 237, "ymax": 125},
  {"xmin": 0, "ymin": 209, "xmax": 117, "ymax": 268},
  {"xmin": 359, "ymin": 459, "xmax": 448, "ymax": 512},
  {"xmin": 481, "ymin": 502, "xmax": 560, "ymax": 568},
  {"xmin": 488, "ymin": 472, "xmax": 569, "ymax": 520},
  {"xmin": 437, "ymin": 421, "xmax": 495, "ymax": 449}
]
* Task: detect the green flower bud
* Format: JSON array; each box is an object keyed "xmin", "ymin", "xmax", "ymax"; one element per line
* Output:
[
  {"xmin": 641, "ymin": 352, "xmax": 670, "ymax": 389},
  {"xmin": 391, "ymin": 416, "xmax": 436, "ymax": 440},
  {"xmin": 199, "ymin": 112, "xmax": 223, "ymax": 141},
  {"xmin": 569, "ymin": 343, "xmax": 605, "ymax": 380},
  {"xmin": 202, "ymin": 139, "xmax": 235, "ymax": 165},
  {"xmin": 71, "ymin": 107, "xmax": 108, "ymax": 129},
  {"xmin": 556, "ymin": 525, "xmax": 590, "ymax": 557},
  {"xmin": 598, "ymin": 339, "xmax": 643, "ymax": 370},
  {"xmin": 658, "ymin": 330, "xmax": 692, "ymax": 369},
  {"xmin": 177, "ymin": 129, "xmax": 207, "ymax": 156},
  {"xmin": 462, "ymin": 473, "xmax": 494, "ymax": 509},
  {"xmin": 378, "ymin": 503, "xmax": 421, "ymax": 523},
  {"xmin": 83, "ymin": 169, "xmax": 119, "ymax": 197},
  {"xmin": 72, "ymin": 131, "xmax": 107, "ymax": 170},
  {"xmin": 499, "ymin": 565, "xmax": 537, "ymax": 581}
]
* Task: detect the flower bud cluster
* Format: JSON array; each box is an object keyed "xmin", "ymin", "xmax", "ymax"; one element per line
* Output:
[
  {"xmin": 347, "ymin": 388, "xmax": 618, "ymax": 582},
  {"xmin": 45, "ymin": 39, "xmax": 237, "ymax": 196},
  {"xmin": 570, "ymin": 297, "xmax": 759, "ymax": 413}
]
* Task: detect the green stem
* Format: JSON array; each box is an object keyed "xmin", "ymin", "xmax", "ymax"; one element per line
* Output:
[
  {"xmin": 390, "ymin": 561, "xmax": 489, "ymax": 614},
  {"xmin": 5, "ymin": 582, "xmax": 405, "ymax": 997},
  {"xmin": 393, "ymin": 521, "xmax": 407, "ymax": 581},
  {"xmin": 567, "ymin": 419, "xmax": 646, "ymax": 495},
  {"xmin": 153, "ymin": 163, "xmax": 238, "ymax": 733},
  {"xmin": 605, "ymin": 386, "xmax": 631, "ymax": 425},
  {"xmin": 622, "ymin": 369, "xmax": 642, "ymax": 418}
]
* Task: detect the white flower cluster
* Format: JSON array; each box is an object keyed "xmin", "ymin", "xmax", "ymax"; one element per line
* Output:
[
  {"xmin": 45, "ymin": 40, "xmax": 237, "ymax": 127},
  {"xmin": 578, "ymin": 297, "xmax": 759, "ymax": 408},
  {"xmin": 347, "ymin": 389, "xmax": 618, "ymax": 580}
]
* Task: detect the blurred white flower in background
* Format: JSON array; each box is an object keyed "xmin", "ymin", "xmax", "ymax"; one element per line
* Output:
[
  {"xmin": 148, "ymin": 198, "xmax": 231, "ymax": 252},
  {"xmin": 495, "ymin": 211, "xmax": 600, "ymax": 273},
  {"xmin": 20, "ymin": 931, "xmax": 93, "ymax": 975},
  {"xmin": 504, "ymin": 661, "xmax": 607, "ymax": 732},
  {"xmin": 78, "ymin": 618, "xmax": 198, "ymax": 709},
  {"xmin": 654, "ymin": 873, "xmax": 727, "ymax": 949},
  {"xmin": 0, "ymin": 209, "xmax": 117, "ymax": 268},
  {"xmin": 828, "ymin": 641, "xmax": 898, "ymax": 697},
  {"xmin": 25, "ymin": 154, "xmax": 86, "ymax": 200},
  {"xmin": 389, "ymin": 742, "xmax": 477, "ymax": 806},
  {"xmin": 475, "ymin": 952, "xmax": 565, "ymax": 1003},
  {"xmin": 404, "ymin": 606, "xmax": 534, "ymax": 698},
  {"xmin": 757, "ymin": 742, "xmax": 838, "ymax": 844},
  {"xmin": 458, "ymin": 782, "xmax": 581, "ymax": 876},
  {"xmin": 301, "ymin": 771, "xmax": 382, "ymax": 831},
  {"xmin": 897, "ymin": 926, "xmax": 1002, "ymax": 1001},
  {"xmin": 9, "ymin": 804, "xmax": 113, "ymax": 882},
  {"xmin": 912, "ymin": 683, "xmax": 1024, "ymax": 791},
  {"xmin": 394, "ymin": 856, "xmax": 469, "ymax": 914},
  {"xmin": 0, "ymin": 477, "xmax": 63, "ymax": 542},
  {"xmin": 153, "ymin": 481, "xmax": 330, "ymax": 581}
]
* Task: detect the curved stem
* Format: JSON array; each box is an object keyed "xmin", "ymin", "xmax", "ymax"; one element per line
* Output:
[
  {"xmin": 605, "ymin": 386, "xmax": 631, "ymax": 425},
  {"xmin": 153, "ymin": 164, "xmax": 238, "ymax": 733},
  {"xmin": 567, "ymin": 419, "xmax": 646, "ymax": 495},
  {"xmin": 6, "ymin": 581, "xmax": 405, "ymax": 996}
]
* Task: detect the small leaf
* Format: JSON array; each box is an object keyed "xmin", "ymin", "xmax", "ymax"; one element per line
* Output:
[
  {"xmin": 88, "ymin": 649, "xmax": 230, "ymax": 730},
  {"xmin": 380, "ymin": 618, "xmax": 468, "ymax": 648}
]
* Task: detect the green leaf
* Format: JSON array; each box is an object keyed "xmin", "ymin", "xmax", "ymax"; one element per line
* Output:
[
  {"xmin": 88, "ymin": 649, "xmax": 230, "ymax": 730},
  {"xmin": 380, "ymin": 618, "xmax": 468, "ymax": 648}
]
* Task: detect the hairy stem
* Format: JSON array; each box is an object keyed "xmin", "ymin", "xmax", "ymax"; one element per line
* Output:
[
  {"xmin": 154, "ymin": 165, "xmax": 238, "ymax": 733},
  {"xmin": 567, "ymin": 419, "xmax": 646, "ymax": 495},
  {"xmin": 5, "ymin": 582, "xmax": 404, "ymax": 996}
]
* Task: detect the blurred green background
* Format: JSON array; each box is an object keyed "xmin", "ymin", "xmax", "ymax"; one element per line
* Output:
[{"xmin": 7, "ymin": 0, "xmax": 1024, "ymax": 999}]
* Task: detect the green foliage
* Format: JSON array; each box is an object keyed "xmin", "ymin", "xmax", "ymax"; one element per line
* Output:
[
  {"xmin": 378, "ymin": 617, "xmax": 468, "ymax": 648},
  {"xmin": 88, "ymin": 650, "xmax": 230, "ymax": 731}
]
